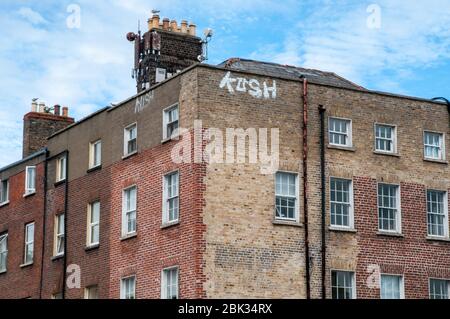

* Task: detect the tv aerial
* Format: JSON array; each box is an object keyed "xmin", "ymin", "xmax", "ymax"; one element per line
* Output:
[{"xmin": 198, "ymin": 28, "xmax": 214, "ymax": 62}]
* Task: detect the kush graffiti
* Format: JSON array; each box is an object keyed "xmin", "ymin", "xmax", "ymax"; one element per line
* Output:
[{"xmin": 220, "ymin": 71, "xmax": 277, "ymax": 99}]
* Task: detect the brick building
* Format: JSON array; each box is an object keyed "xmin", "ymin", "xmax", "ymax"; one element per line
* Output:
[{"xmin": 0, "ymin": 14, "xmax": 449, "ymax": 299}]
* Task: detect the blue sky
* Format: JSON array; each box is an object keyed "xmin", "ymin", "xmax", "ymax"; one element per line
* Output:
[{"xmin": 1, "ymin": 0, "xmax": 450, "ymax": 167}]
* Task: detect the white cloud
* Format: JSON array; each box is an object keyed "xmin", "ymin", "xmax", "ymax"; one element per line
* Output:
[
  {"xmin": 250, "ymin": 1, "xmax": 450, "ymax": 92},
  {"xmin": 17, "ymin": 7, "xmax": 47, "ymax": 25}
]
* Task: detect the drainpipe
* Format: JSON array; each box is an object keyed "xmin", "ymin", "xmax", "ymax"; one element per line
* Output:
[
  {"xmin": 301, "ymin": 77, "xmax": 311, "ymax": 299},
  {"xmin": 39, "ymin": 148, "xmax": 49, "ymax": 299},
  {"xmin": 319, "ymin": 105, "xmax": 327, "ymax": 299},
  {"xmin": 62, "ymin": 150, "xmax": 69, "ymax": 299}
]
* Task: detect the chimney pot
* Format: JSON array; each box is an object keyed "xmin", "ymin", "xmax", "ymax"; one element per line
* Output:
[
  {"xmin": 152, "ymin": 14, "xmax": 160, "ymax": 29},
  {"xmin": 38, "ymin": 102, "xmax": 45, "ymax": 113},
  {"xmin": 188, "ymin": 23, "xmax": 196, "ymax": 36},
  {"xmin": 181, "ymin": 20, "xmax": 188, "ymax": 33},
  {"xmin": 62, "ymin": 107, "xmax": 69, "ymax": 117},
  {"xmin": 54, "ymin": 104, "xmax": 61, "ymax": 116},
  {"xmin": 170, "ymin": 20, "xmax": 178, "ymax": 32},
  {"xmin": 162, "ymin": 18, "xmax": 170, "ymax": 30},
  {"xmin": 148, "ymin": 17, "xmax": 153, "ymax": 31},
  {"xmin": 31, "ymin": 100, "xmax": 38, "ymax": 112}
]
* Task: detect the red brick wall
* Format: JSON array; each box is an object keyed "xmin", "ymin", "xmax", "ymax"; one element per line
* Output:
[
  {"xmin": 40, "ymin": 131, "xmax": 206, "ymax": 299},
  {"xmin": 354, "ymin": 176, "xmax": 450, "ymax": 299},
  {"xmin": 0, "ymin": 163, "xmax": 45, "ymax": 299}
]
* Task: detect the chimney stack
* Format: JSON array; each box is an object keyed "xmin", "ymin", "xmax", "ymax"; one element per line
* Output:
[
  {"xmin": 128, "ymin": 13, "xmax": 203, "ymax": 92},
  {"xmin": 62, "ymin": 107, "xmax": 69, "ymax": 117},
  {"xmin": 22, "ymin": 99, "xmax": 74, "ymax": 157}
]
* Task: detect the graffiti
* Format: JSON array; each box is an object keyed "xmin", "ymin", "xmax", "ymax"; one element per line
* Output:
[
  {"xmin": 220, "ymin": 72, "xmax": 277, "ymax": 99},
  {"xmin": 366, "ymin": 264, "xmax": 381, "ymax": 289},
  {"xmin": 135, "ymin": 91, "xmax": 154, "ymax": 113}
]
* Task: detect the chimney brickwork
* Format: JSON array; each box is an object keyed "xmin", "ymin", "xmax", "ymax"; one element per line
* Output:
[
  {"xmin": 22, "ymin": 103, "xmax": 74, "ymax": 158},
  {"xmin": 128, "ymin": 14, "xmax": 203, "ymax": 92}
]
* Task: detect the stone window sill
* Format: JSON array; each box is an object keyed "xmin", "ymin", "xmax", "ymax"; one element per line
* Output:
[
  {"xmin": 327, "ymin": 145, "xmax": 356, "ymax": 152},
  {"xmin": 426, "ymin": 236, "xmax": 450, "ymax": 243},
  {"xmin": 23, "ymin": 192, "xmax": 36, "ymax": 198},
  {"xmin": 161, "ymin": 221, "xmax": 180, "ymax": 229},
  {"xmin": 377, "ymin": 231, "xmax": 404, "ymax": 238},
  {"xmin": 423, "ymin": 158, "xmax": 448, "ymax": 165},
  {"xmin": 20, "ymin": 262, "xmax": 33, "ymax": 268},
  {"xmin": 0, "ymin": 270, "xmax": 6, "ymax": 275},
  {"xmin": 373, "ymin": 151, "xmax": 400, "ymax": 157},
  {"xmin": 161, "ymin": 134, "xmax": 180, "ymax": 145},
  {"xmin": 122, "ymin": 151, "xmax": 138, "ymax": 160},
  {"xmin": 87, "ymin": 165, "xmax": 102, "ymax": 174},
  {"xmin": 0, "ymin": 201, "xmax": 10, "ymax": 208},
  {"xmin": 121, "ymin": 233, "xmax": 137, "ymax": 242},
  {"xmin": 54, "ymin": 180, "xmax": 66, "ymax": 188},
  {"xmin": 329, "ymin": 226, "xmax": 357, "ymax": 233},
  {"xmin": 51, "ymin": 254, "xmax": 64, "ymax": 262},
  {"xmin": 85, "ymin": 244, "xmax": 100, "ymax": 251},
  {"xmin": 272, "ymin": 219, "xmax": 303, "ymax": 227}
]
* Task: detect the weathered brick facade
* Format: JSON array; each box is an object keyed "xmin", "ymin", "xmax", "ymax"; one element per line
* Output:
[{"xmin": 0, "ymin": 60, "xmax": 449, "ymax": 299}]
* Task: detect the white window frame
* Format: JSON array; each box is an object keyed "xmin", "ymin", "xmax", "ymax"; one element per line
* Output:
[
  {"xmin": 0, "ymin": 233, "xmax": 7, "ymax": 273},
  {"xmin": 0, "ymin": 179, "xmax": 9, "ymax": 204},
  {"xmin": 377, "ymin": 183, "xmax": 402, "ymax": 234},
  {"xmin": 89, "ymin": 140, "xmax": 102, "ymax": 169},
  {"xmin": 56, "ymin": 156, "xmax": 66, "ymax": 182},
  {"xmin": 329, "ymin": 177, "xmax": 354, "ymax": 229},
  {"xmin": 84, "ymin": 285, "xmax": 99, "ymax": 299},
  {"xmin": 161, "ymin": 266, "xmax": 179, "ymax": 299},
  {"xmin": 54, "ymin": 214, "xmax": 65, "ymax": 257},
  {"xmin": 380, "ymin": 274, "xmax": 405, "ymax": 299},
  {"xmin": 122, "ymin": 186, "xmax": 137, "ymax": 237},
  {"xmin": 162, "ymin": 104, "xmax": 179, "ymax": 140},
  {"xmin": 426, "ymin": 190, "xmax": 449, "ymax": 238},
  {"xmin": 429, "ymin": 278, "xmax": 450, "ymax": 299},
  {"xmin": 24, "ymin": 222, "xmax": 34, "ymax": 264},
  {"xmin": 328, "ymin": 117, "xmax": 353, "ymax": 148},
  {"xmin": 424, "ymin": 131, "xmax": 446, "ymax": 161},
  {"xmin": 87, "ymin": 201, "xmax": 100, "ymax": 247},
  {"xmin": 162, "ymin": 171, "xmax": 180, "ymax": 225},
  {"xmin": 123, "ymin": 123, "xmax": 138, "ymax": 157},
  {"xmin": 120, "ymin": 276, "xmax": 136, "ymax": 299},
  {"xmin": 25, "ymin": 166, "xmax": 36, "ymax": 195},
  {"xmin": 274, "ymin": 171, "xmax": 300, "ymax": 222},
  {"xmin": 330, "ymin": 269, "xmax": 356, "ymax": 299},
  {"xmin": 374, "ymin": 123, "xmax": 397, "ymax": 154}
]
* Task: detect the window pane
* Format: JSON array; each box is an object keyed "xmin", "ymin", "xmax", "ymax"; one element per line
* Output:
[
  {"xmin": 164, "ymin": 268, "xmax": 178, "ymax": 299},
  {"xmin": 330, "ymin": 178, "xmax": 351, "ymax": 227},
  {"xmin": 329, "ymin": 118, "xmax": 350, "ymax": 146},
  {"xmin": 331, "ymin": 271, "xmax": 354, "ymax": 299},
  {"xmin": 275, "ymin": 172, "xmax": 298, "ymax": 221},
  {"xmin": 378, "ymin": 184, "xmax": 399, "ymax": 232},
  {"xmin": 0, "ymin": 234, "xmax": 8, "ymax": 271},
  {"xmin": 430, "ymin": 279, "xmax": 449, "ymax": 299},
  {"xmin": 427, "ymin": 191, "xmax": 446, "ymax": 237},
  {"xmin": 375, "ymin": 125, "xmax": 394, "ymax": 152},
  {"xmin": 381, "ymin": 275, "xmax": 402, "ymax": 299}
]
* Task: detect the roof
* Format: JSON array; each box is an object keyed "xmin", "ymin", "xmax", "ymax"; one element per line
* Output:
[
  {"xmin": 0, "ymin": 148, "xmax": 47, "ymax": 173},
  {"xmin": 218, "ymin": 58, "xmax": 365, "ymax": 90}
]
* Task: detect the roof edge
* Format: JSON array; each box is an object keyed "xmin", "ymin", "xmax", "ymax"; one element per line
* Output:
[{"xmin": 0, "ymin": 148, "xmax": 47, "ymax": 173}]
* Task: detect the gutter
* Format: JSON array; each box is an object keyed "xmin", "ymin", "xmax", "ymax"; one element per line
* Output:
[
  {"xmin": 318, "ymin": 105, "xmax": 327, "ymax": 299},
  {"xmin": 301, "ymin": 78, "xmax": 311, "ymax": 299}
]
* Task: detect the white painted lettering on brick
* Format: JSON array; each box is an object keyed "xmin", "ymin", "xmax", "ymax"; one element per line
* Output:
[{"xmin": 220, "ymin": 72, "xmax": 276, "ymax": 99}]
